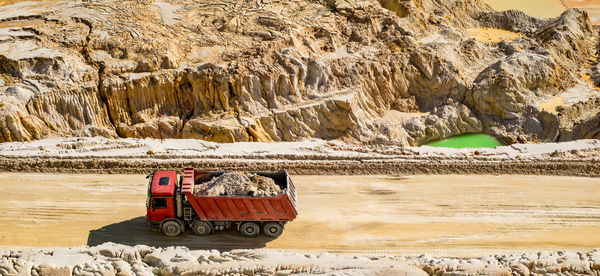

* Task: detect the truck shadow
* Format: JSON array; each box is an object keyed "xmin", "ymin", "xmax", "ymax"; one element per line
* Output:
[{"xmin": 87, "ymin": 216, "xmax": 276, "ymax": 251}]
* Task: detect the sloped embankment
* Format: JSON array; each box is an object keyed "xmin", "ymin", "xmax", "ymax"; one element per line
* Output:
[{"xmin": 1, "ymin": 137, "xmax": 600, "ymax": 176}]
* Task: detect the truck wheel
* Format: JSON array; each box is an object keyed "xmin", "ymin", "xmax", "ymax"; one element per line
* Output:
[
  {"xmin": 191, "ymin": 220, "xmax": 213, "ymax": 236},
  {"xmin": 161, "ymin": 220, "xmax": 182, "ymax": 236},
  {"xmin": 263, "ymin": 222, "xmax": 283, "ymax": 238},
  {"xmin": 239, "ymin": 222, "xmax": 260, "ymax": 238}
]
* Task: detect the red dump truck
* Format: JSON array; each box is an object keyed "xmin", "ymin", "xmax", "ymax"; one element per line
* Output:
[{"xmin": 146, "ymin": 167, "xmax": 297, "ymax": 238}]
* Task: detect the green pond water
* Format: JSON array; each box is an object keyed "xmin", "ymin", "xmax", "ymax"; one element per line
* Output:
[{"xmin": 424, "ymin": 133, "xmax": 502, "ymax": 149}]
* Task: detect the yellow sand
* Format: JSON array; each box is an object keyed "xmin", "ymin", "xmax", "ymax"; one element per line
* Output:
[
  {"xmin": 466, "ymin": 27, "xmax": 524, "ymax": 43},
  {"xmin": 483, "ymin": 0, "xmax": 566, "ymax": 18},
  {"xmin": 484, "ymin": 0, "xmax": 600, "ymax": 25},
  {"xmin": 582, "ymin": 73, "xmax": 592, "ymax": 82},
  {"xmin": 382, "ymin": 110, "xmax": 429, "ymax": 123},
  {"xmin": 0, "ymin": 0, "xmax": 46, "ymax": 6},
  {"xmin": 539, "ymin": 95, "xmax": 565, "ymax": 113},
  {"xmin": 581, "ymin": 55, "xmax": 600, "ymax": 91},
  {"xmin": 563, "ymin": 0, "xmax": 600, "ymax": 24},
  {"xmin": 2, "ymin": 173, "xmax": 600, "ymax": 257}
]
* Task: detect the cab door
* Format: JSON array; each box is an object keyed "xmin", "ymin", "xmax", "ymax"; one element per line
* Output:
[{"xmin": 148, "ymin": 196, "xmax": 173, "ymax": 222}]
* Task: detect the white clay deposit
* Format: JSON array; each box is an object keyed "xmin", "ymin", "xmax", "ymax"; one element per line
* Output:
[
  {"xmin": 1, "ymin": 243, "xmax": 599, "ymax": 275},
  {"xmin": 193, "ymin": 172, "xmax": 281, "ymax": 197}
]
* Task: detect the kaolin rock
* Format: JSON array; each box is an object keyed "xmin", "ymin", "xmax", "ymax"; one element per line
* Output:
[{"xmin": 193, "ymin": 172, "xmax": 281, "ymax": 197}]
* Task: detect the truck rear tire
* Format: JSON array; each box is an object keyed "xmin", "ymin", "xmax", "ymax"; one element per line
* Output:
[
  {"xmin": 191, "ymin": 220, "xmax": 213, "ymax": 236},
  {"xmin": 263, "ymin": 222, "xmax": 283, "ymax": 238},
  {"xmin": 239, "ymin": 222, "xmax": 260, "ymax": 238},
  {"xmin": 161, "ymin": 220, "xmax": 183, "ymax": 236}
]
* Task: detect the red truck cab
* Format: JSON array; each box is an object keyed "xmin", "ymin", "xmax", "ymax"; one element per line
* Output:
[
  {"xmin": 146, "ymin": 171, "xmax": 177, "ymax": 226},
  {"xmin": 146, "ymin": 168, "xmax": 297, "ymax": 238}
]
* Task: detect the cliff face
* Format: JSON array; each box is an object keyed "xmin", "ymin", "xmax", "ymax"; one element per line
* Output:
[{"xmin": 0, "ymin": 0, "xmax": 599, "ymax": 145}]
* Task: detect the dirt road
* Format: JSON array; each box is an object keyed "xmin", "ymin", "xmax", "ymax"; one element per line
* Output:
[{"xmin": 1, "ymin": 173, "xmax": 599, "ymax": 256}]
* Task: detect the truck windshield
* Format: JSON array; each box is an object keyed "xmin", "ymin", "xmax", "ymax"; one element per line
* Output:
[{"xmin": 159, "ymin": 177, "xmax": 170, "ymax": 185}]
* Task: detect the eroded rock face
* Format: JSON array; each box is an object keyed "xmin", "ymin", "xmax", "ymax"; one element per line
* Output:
[{"xmin": 0, "ymin": 0, "xmax": 599, "ymax": 145}]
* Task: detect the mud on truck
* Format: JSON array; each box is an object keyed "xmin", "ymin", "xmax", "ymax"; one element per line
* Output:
[{"xmin": 146, "ymin": 168, "xmax": 298, "ymax": 238}]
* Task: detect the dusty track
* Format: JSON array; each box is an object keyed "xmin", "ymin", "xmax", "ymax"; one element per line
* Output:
[
  {"xmin": 3, "ymin": 138, "xmax": 600, "ymax": 176},
  {"xmin": 1, "ymin": 173, "xmax": 599, "ymax": 257}
]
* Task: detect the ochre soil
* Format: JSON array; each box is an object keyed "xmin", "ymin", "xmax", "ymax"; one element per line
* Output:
[
  {"xmin": 1, "ymin": 173, "xmax": 599, "ymax": 257},
  {"xmin": 466, "ymin": 28, "xmax": 524, "ymax": 43}
]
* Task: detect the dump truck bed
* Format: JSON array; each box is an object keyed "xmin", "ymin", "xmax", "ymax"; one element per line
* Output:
[{"xmin": 180, "ymin": 168, "xmax": 297, "ymax": 222}]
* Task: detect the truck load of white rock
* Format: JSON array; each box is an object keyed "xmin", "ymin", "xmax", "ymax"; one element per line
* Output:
[{"xmin": 193, "ymin": 172, "xmax": 281, "ymax": 197}]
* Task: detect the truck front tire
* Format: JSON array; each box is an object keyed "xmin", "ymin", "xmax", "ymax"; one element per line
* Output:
[
  {"xmin": 263, "ymin": 222, "xmax": 283, "ymax": 238},
  {"xmin": 239, "ymin": 222, "xmax": 260, "ymax": 238},
  {"xmin": 161, "ymin": 220, "xmax": 183, "ymax": 236},
  {"xmin": 191, "ymin": 220, "xmax": 213, "ymax": 236}
]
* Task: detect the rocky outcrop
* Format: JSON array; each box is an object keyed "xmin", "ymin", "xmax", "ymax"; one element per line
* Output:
[
  {"xmin": 416, "ymin": 250, "xmax": 600, "ymax": 276},
  {"xmin": 1, "ymin": 243, "xmax": 599, "ymax": 275},
  {"xmin": 560, "ymin": 113, "xmax": 600, "ymax": 141},
  {"xmin": 0, "ymin": 0, "xmax": 599, "ymax": 145},
  {"xmin": 0, "ymin": 242, "xmax": 423, "ymax": 275}
]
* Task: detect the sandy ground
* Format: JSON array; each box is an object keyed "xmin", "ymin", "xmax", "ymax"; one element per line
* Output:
[
  {"xmin": 1, "ymin": 173, "xmax": 599, "ymax": 257},
  {"xmin": 382, "ymin": 110, "xmax": 429, "ymax": 124},
  {"xmin": 466, "ymin": 28, "xmax": 524, "ymax": 43},
  {"xmin": 539, "ymin": 95, "xmax": 566, "ymax": 113},
  {"xmin": 483, "ymin": 0, "xmax": 567, "ymax": 18},
  {"xmin": 563, "ymin": 0, "xmax": 600, "ymax": 24},
  {"xmin": 483, "ymin": 0, "xmax": 600, "ymax": 24}
]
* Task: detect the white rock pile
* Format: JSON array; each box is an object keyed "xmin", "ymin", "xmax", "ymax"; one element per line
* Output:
[
  {"xmin": 193, "ymin": 172, "xmax": 281, "ymax": 197},
  {"xmin": 413, "ymin": 250, "xmax": 600, "ymax": 275},
  {"xmin": 0, "ymin": 243, "xmax": 420, "ymax": 275},
  {"xmin": 2, "ymin": 243, "xmax": 599, "ymax": 275}
]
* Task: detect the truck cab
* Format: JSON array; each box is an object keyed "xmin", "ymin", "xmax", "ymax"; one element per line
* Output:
[{"xmin": 146, "ymin": 170, "xmax": 178, "ymax": 228}]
